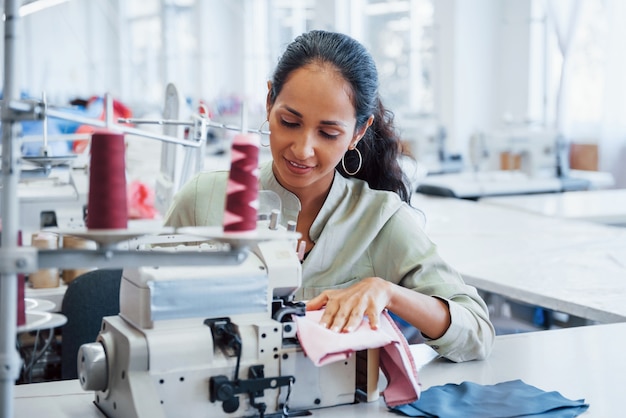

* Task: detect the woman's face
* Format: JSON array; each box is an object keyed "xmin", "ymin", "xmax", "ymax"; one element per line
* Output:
[{"xmin": 267, "ymin": 64, "xmax": 368, "ymax": 199}]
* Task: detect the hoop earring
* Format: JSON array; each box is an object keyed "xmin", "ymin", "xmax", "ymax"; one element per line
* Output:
[
  {"xmin": 258, "ymin": 120, "xmax": 270, "ymax": 147},
  {"xmin": 341, "ymin": 146, "xmax": 362, "ymax": 176}
]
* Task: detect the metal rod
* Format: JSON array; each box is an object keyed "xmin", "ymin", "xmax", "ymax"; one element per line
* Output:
[
  {"xmin": 117, "ymin": 118, "xmax": 194, "ymax": 127},
  {"xmin": 41, "ymin": 92, "xmax": 49, "ymax": 155},
  {"xmin": 37, "ymin": 248, "xmax": 249, "ymax": 269},
  {"xmin": 21, "ymin": 133, "xmax": 91, "ymax": 143},
  {"xmin": 104, "ymin": 92, "xmax": 114, "ymax": 129},
  {"xmin": 45, "ymin": 108, "xmax": 202, "ymax": 148},
  {"xmin": 118, "ymin": 117, "xmax": 271, "ymax": 136},
  {"xmin": 1, "ymin": 0, "xmax": 22, "ymax": 414}
]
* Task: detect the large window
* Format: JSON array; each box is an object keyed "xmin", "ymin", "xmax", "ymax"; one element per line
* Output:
[
  {"xmin": 528, "ymin": 0, "xmax": 626, "ymax": 185},
  {"xmin": 121, "ymin": 0, "xmax": 435, "ymax": 121},
  {"xmin": 15, "ymin": 0, "xmax": 435, "ymax": 124},
  {"xmin": 529, "ymin": 0, "xmax": 610, "ymax": 136},
  {"xmin": 361, "ymin": 0, "xmax": 435, "ymax": 114}
]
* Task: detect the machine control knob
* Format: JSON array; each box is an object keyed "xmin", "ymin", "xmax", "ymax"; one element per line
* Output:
[
  {"xmin": 216, "ymin": 381, "xmax": 235, "ymax": 400},
  {"xmin": 210, "ymin": 375, "xmax": 240, "ymax": 413},
  {"xmin": 77, "ymin": 342, "xmax": 108, "ymax": 392}
]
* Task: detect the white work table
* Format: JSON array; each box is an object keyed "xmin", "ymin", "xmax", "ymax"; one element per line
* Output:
[
  {"xmin": 412, "ymin": 194, "xmax": 626, "ymax": 323},
  {"xmin": 13, "ymin": 322, "xmax": 625, "ymax": 417},
  {"xmin": 416, "ymin": 170, "xmax": 564, "ymax": 198},
  {"xmin": 479, "ymin": 188, "xmax": 626, "ymax": 226},
  {"xmin": 415, "ymin": 169, "xmax": 614, "ymax": 199}
]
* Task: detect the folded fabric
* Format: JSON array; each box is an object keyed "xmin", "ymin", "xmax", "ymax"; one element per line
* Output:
[
  {"xmin": 294, "ymin": 309, "xmax": 392, "ymax": 365},
  {"xmin": 294, "ymin": 309, "xmax": 421, "ymax": 407},
  {"xmin": 390, "ymin": 379, "xmax": 589, "ymax": 418}
]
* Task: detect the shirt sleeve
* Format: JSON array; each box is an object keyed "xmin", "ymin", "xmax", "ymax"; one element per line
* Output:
[
  {"xmin": 163, "ymin": 171, "xmax": 228, "ymax": 228},
  {"xmin": 371, "ymin": 205, "xmax": 495, "ymax": 362}
]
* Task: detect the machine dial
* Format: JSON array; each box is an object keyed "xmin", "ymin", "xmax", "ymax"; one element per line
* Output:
[{"xmin": 77, "ymin": 342, "xmax": 108, "ymax": 392}]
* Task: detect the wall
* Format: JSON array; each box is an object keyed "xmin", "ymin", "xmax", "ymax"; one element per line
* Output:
[
  {"xmin": 18, "ymin": 0, "xmax": 122, "ymax": 104},
  {"xmin": 435, "ymin": 0, "xmax": 532, "ymax": 159}
]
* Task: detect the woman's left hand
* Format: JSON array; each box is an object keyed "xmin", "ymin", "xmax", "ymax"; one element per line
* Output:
[{"xmin": 306, "ymin": 277, "xmax": 393, "ymax": 333}]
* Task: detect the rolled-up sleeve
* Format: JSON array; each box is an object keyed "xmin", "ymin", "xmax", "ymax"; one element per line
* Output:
[{"xmin": 372, "ymin": 205, "xmax": 495, "ymax": 362}]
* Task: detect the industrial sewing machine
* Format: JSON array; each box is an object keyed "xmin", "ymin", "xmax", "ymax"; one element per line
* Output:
[
  {"xmin": 416, "ymin": 127, "xmax": 591, "ymax": 199},
  {"xmin": 0, "ymin": 94, "xmax": 90, "ymax": 237},
  {"xmin": 468, "ymin": 127, "xmax": 563, "ymax": 178},
  {"xmin": 3, "ymin": 85, "xmax": 371, "ymax": 417},
  {"xmin": 76, "ymin": 226, "xmax": 372, "ymax": 418},
  {"xmin": 1, "ymin": 164, "xmax": 88, "ymax": 238},
  {"xmin": 396, "ymin": 112, "xmax": 463, "ymax": 175}
]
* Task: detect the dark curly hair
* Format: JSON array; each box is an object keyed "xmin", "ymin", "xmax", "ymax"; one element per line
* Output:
[{"xmin": 268, "ymin": 30, "xmax": 412, "ymax": 203}]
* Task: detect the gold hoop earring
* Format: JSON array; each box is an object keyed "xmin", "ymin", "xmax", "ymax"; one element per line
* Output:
[
  {"xmin": 258, "ymin": 120, "xmax": 270, "ymax": 147},
  {"xmin": 341, "ymin": 146, "xmax": 362, "ymax": 176}
]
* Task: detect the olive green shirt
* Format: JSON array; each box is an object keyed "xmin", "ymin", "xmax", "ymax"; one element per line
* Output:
[{"xmin": 164, "ymin": 161, "xmax": 494, "ymax": 362}]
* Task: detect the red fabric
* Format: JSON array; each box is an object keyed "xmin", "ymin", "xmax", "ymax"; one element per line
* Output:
[
  {"xmin": 378, "ymin": 311, "xmax": 422, "ymax": 406},
  {"xmin": 127, "ymin": 180, "xmax": 159, "ymax": 220},
  {"xmin": 73, "ymin": 96, "xmax": 134, "ymax": 152}
]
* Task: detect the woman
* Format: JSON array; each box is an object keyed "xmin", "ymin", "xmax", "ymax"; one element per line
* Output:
[{"xmin": 165, "ymin": 30, "xmax": 494, "ymax": 362}]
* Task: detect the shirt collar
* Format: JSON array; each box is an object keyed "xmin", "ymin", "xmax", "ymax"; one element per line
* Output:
[
  {"xmin": 259, "ymin": 162, "xmax": 359, "ymax": 244},
  {"xmin": 260, "ymin": 161, "xmax": 301, "ymax": 228},
  {"xmin": 308, "ymin": 171, "xmax": 349, "ymax": 242}
]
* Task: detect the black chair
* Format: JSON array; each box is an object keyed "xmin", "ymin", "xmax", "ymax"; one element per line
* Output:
[{"xmin": 60, "ymin": 269, "xmax": 123, "ymax": 380}]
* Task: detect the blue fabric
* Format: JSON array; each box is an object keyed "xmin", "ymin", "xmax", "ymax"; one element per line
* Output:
[
  {"xmin": 390, "ymin": 380, "xmax": 589, "ymax": 418},
  {"xmin": 0, "ymin": 90, "xmax": 92, "ymax": 156},
  {"xmin": 20, "ymin": 120, "xmax": 71, "ymax": 156}
]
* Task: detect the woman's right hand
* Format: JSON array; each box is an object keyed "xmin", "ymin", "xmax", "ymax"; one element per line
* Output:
[{"xmin": 305, "ymin": 276, "xmax": 393, "ymax": 333}]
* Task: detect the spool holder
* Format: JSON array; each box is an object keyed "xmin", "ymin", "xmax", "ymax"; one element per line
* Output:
[{"xmin": 0, "ymin": 92, "xmax": 274, "ymax": 278}]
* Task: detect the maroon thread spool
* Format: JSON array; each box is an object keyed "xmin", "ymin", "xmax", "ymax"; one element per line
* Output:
[
  {"xmin": 17, "ymin": 230, "xmax": 25, "ymax": 326},
  {"xmin": 87, "ymin": 132, "xmax": 128, "ymax": 229},
  {"xmin": 223, "ymin": 133, "xmax": 260, "ymax": 232}
]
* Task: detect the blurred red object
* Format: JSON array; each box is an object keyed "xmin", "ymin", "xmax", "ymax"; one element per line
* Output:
[
  {"xmin": 73, "ymin": 96, "xmax": 134, "ymax": 154},
  {"xmin": 17, "ymin": 230, "xmax": 25, "ymax": 326},
  {"xmin": 127, "ymin": 180, "xmax": 159, "ymax": 220}
]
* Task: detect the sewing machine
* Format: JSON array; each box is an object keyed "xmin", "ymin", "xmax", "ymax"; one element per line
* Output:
[
  {"xmin": 0, "ymin": 163, "xmax": 88, "ymax": 239},
  {"xmin": 3, "ymin": 87, "xmax": 372, "ymax": 417},
  {"xmin": 396, "ymin": 112, "xmax": 463, "ymax": 175},
  {"xmin": 416, "ymin": 127, "xmax": 591, "ymax": 199},
  {"xmin": 76, "ymin": 228, "xmax": 371, "ymax": 418},
  {"xmin": 468, "ymin": 127, "xmax": 562, "ymax": 177}
]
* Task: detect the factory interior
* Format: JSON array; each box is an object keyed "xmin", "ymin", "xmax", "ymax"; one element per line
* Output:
[{"xmin": 2, "ymin": 0, "xmax": 626, "ymax": 417}]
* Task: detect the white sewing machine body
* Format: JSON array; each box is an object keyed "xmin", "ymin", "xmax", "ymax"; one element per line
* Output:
[
  {"xmin": 0, "ymin": 165, "xmax": 88, "ymax": 240},
  {"xmin": 415, "ymin": 127, "xmax": 591, "ymax": 199},
  {"xmin": 77, "ymin": 235, "xmax": 362, "ymax": 418},
  {"xmin": 469, "ymin": 127, "xmax": 561, "ymax": 178}
]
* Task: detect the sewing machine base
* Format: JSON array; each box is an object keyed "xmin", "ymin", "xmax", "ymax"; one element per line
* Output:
[{"xmin": 79, "ymin": 313, "xmax": 359, "ymax": 418}]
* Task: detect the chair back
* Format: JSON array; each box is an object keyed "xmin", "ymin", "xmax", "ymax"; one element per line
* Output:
[{"xmin": 60, "ymin": 269, "xmax": 122, "ymax": 380}]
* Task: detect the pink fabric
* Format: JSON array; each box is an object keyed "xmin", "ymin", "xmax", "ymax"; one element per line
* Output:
[{"xmin": 294, "ymin": 309, "xmax": 421, "ymax": 407}]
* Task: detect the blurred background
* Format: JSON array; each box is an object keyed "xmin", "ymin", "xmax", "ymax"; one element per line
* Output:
[
  {"xmin": 2, "ymin": 0, "xmax": 625, "ymax": 187},
  {"xmin": 5, "ymin": 0, "xmax": 626, "ymax": 386}
]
